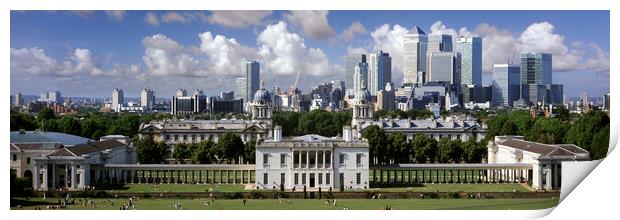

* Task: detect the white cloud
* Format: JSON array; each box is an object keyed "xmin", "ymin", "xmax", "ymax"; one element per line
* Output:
[
  {"xmin": 72, "ymin": 48, "xmax": 103, "ymax": 75},
  {"xmin": 161, "ymin": 11, "xmax": 195, "ymax": 24},
  {"xmin": 144, "ymin": 12, "xmax": 160, "ymax": 26},
  {"xmin": 257, "ymin": 21, "xmax": 329, "ymax": 76},
  {"xmin": 142, "ymin": 34, "xmax": 204, "ymax": 76},
  {"xmin": 284, "ymin": 10, "xmax": 335, "ymax": 40},
  {"xmin": 10, "ymin": 47, "xmax": 67, "ymax": 76},
  {"xmin": 369, "ymin": 23, "xmax": 409, "ymax": 79},
  {"xmin": 105, "ymin": 11, "xmax": 126, "ymax": 21},
  {"xmin": 205, "ymin": 11, "xmax": 272, "ymax": 28},
  {"xmin": 339, "ymin": 21, "xmax": 367, "ymax": 43},
  {"xmin": 199, "ymin": 32, "xmax": 258, "ymax": 76}
]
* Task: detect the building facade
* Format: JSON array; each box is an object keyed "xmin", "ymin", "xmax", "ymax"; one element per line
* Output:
[
  {"xmin": 488, "ymin": 136, "xmax": 589, "ymax": 190},
  {"xmin": 429, "ymin": 52, "xmax": 460, "ymax": 85},
  {"xmin": 246, "ymin": 61, "xmax": 260, "ymax": 103},
  {"xmin": 140, "ymin": 88, "xmax": 155, "ymax": 112},
  {"xmin": 456, "ymin": 37, "xmax": 482, "ymax": 86},
  {"xmin": 403, "ymin": 26, "xmax": 427, "ymax": 84},
  {"xmin": 255, "ymin": 126, "xmax": 369, "ymax": 190},
  {"xmin": 367, "ymin": 51, "xmax": 392, "ymax": 95},
  {"xmin": 112, "ymin": 89, "xmax": 124, "ymax": 112},
  {"xmin": 236, "ymin": 77, "xmax": 247, "ymax": 100},
  {"xmin": 344, "ymin": 54, "xmax": 367, "ymax": 94},
  {"xmin": 492, "ymin": 64, "xmax": 521, "ymax": 107}
]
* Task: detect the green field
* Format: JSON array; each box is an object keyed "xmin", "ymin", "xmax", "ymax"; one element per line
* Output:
[
  {"xmin": 369, "ymin": 183, "xmax": 531, "ymax": 192},
  {"xmin": 104, "ymin": 184, "xmax": 245, "ymax": 193},
  {"xmin": 11, "ymin": 197, "xmax": 559, "ymax": 210}
]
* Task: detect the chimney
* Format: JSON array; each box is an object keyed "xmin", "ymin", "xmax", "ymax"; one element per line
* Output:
[
  {"xmin": 343, "ymin": 126, "xmax": 352, "ymax": 142},
  {"xmin": 273, "ymin": 126, "xmax": 282, "ymax": 142}
]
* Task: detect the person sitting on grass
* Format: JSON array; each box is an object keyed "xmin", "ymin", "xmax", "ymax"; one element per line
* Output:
[{"xmin": 243, "ymin": 199, "xmax": 247, "ymax": 205}]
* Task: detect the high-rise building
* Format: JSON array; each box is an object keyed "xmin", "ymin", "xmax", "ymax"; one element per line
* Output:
[
  {"xmin": 353, "ymin": 62, "xmax": 368, "ymax": 95},
  {"xmin": 367, "ymin": 51, "xmax": 392, "ymax": 95},
  {"xmin": 428, "ymin": 52, "xmax": 460, "ymax": 85},
  {"xmin": 456, "ymin": 37, "xmax": 482, "ymax": 86},
  {"xmin": 344, "ymin": 54, "xmax": 366, "ymax": 93},
  {"xmin": 516, "ymin": 53, "xmax": 553, "ymax": 105},
  {"xmin": 427, "ymin": 34, "xmax": 453, "ymax": 81},
  {"xmin": 245, "ymin": 61, "xmax": 260, "ymax": 103},
  {"xmin": 603, "ymin": 93, "xmax": 610, "ymax": 111},
  {"xmin": 491, "ymin": 64, "xmax": 520, "ymax": 107},
  {"xmin": 375, "ymin": 82, "xmax": 396, "ymax": 112},
  {"xmin": 140, "ymin": 88, "xmax": 155, "ymax": 111},
  {"xmin": 403, "ymin": 26, "xmax": 427, "ymax": 84},
  {"xmin": 176, "ymin": 89, "xmax": 187, "ymax": 97},
  {"xmin": 112, "ymin": 89, "xmax": 124, "ymax": 111},
  {"xmin": 14, "ymin": 92, "xmax": 22, "ymax": 107},
  {"xmin": 235, "ymin": 77, "xmax": 247, "ymax": 100},
  {"xmin": 170, "ymin": 89, "xmax": 207, "ymax": 115},
  {"xmin": 220, "ymin": 91, "xmax": 234, "ymax": 101},
  {"xmin": 582, "ymin": 92, "xmax": 590, "ymax": 113}
]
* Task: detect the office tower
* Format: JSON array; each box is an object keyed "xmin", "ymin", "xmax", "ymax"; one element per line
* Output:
[
  {"xmin": 112, "ymin": 88, "xmax": 124, "ymax": 111},
  {"xmin": 176, "ymin": 89, "xmax": 187, "ymax": 97},
  {"xmin": 344, "ymin": 54, "xmax": 367, "ymax": 93},
  {"xmin": 456, "ymin": 37, "xmax": 482, "ymax": 86},
  {"xmin": 236, "ymin": 77, "xmax": 247, "ymax": 100},
  {"xmin": 353, "ymin": 62, "xmax": 368, "ymax": 95},
  {"xmin": 140, "ymin": 88, "xmax": 155, "ymax": 111},
  {"xmin": 367, "ymin": 51, "xmax": 392, "ymax": 95},
  {"xmin": 582, "ymin": 92, "xmax": 590, "ymax": 113},
  {"xmin": 429, "ymin": 52, "xmax": 460, "ymax": 85},
  {"xmin": 427, "ymin": 34, "xmax": 453, "ymax": 81},
  {"xmin": 14, "ymin": 92, "xmax": 22, "ymax": 107},
  {"xmin": 603, "ymin": 93, "xmax": 610, "ymax": 110},
  {"xmin": 403, "ymin": 26, "xmax": 427, "ymax": 84},
  {"xmin": 491, "ymin": 64, "xmax": 520, "ymax": 107},
  {"xmin": 221, "ymin": 91, "xmax": 234, "ymax": 101},
  {"xmin": 517, "ymin": 53, "xmax": 553, "ymax": 105},
  {"xmin": 376, "ymin": 82, "xmax": 396, "ymax": 111},
  {"xmin": 246, "ymin": 61, "xmax": 260, "ymax": 103}
]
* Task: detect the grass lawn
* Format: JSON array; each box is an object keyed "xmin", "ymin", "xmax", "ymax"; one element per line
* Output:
[
  {"xmin": 11, "ymin": 197, "xmax": 559, "ymax": 210},
  {"xmin": 104, "ymin": 184, "xmax": 245, "ymax": 193},
  {"xmin": 368, "ymin": 183, "xmax": 531, "ymax": 192}
]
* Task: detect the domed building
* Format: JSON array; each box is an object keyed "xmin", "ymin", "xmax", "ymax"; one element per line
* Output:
[
  {"xmin": 351, "ymin": 88, "xmax": 374, "ymax": 138},
  {"xmin": 251, "ymin": 82, "xmax": 273, "ymax": 125}
]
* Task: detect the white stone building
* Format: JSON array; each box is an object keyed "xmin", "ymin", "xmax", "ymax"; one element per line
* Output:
[
  {"xmin": 255, "ymin": 126, "xmax": 369, "ymax": 190},
  {"xmin": 487, "ymin": 136, "xmax": 590, "ymax": 190}
]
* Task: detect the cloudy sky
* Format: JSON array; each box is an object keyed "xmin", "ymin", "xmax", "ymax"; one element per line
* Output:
[{"xmin": 10, "ymin": 10, "xmax": 609, "ymax": 98}]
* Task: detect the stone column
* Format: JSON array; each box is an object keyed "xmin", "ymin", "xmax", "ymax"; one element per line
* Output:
[
  {"xmin": 322, "ymin": 151, "xmax": 326, "ymax": 169},
  {"xmin": 33, "ymin": 164, "xmax": 40, "ymax": 190},
  {"xmin": 306, "ymin": 151, "xmax": 309, "ymax": 169}
]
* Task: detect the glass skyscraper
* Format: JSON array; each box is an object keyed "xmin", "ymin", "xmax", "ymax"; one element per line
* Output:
[
  {"xmin": 403, "ymin": 26, "xmax": 427, "ymax": 84},
  {"xmin": 518, "ymin": 53, "xmax": 553, "ymax": 105},
  {"xmin": 245, "ymin": 61, "xmax": 260, "ymax": 102},
  {"xmin": 427, "ymin": 34, "xmax": 453, "ymax": 82},
  {"xmin": 492, "ymin": 64, "xmax": 520, "ymax": 107},
  {"xmin": 367, "ymin": 51, "xmax": 391, "ymax": 95},
  {"xmin": 456, "ymin": 37, "xmax": 482, "ymax": 86},
  {"xmin": 344, "ymin": 54, "xmax": 366, "ymax": 93}
]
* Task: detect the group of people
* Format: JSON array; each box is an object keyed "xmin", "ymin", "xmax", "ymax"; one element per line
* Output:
[{"xmin": 170, "ymin": 201, "xmax": 183, "ymax": 210}]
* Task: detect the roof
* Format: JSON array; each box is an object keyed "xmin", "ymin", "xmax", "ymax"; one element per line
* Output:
[
  {"xmin": 359, "ymin": 118, "xmax": 485, "ymax": 132},
  {"xmin": 258, "ymin": 135, "xmax": 368, "ymax": 149},
  {"xmin": 66, "ymin": 139, "xmax": 126, "ymax": 156},
  {"xmin": 497, "ymin": 137, "xmax": 589, "ymax": 159},
  {"xmin": 139, "ymin": 120, "xmax": 270, "ymax": 133},
  {"xmin": 11, "ymin": 142, "xmax": 63, "ymax": 151},
  {"xmin": 10, "ymin": 131, "xmax": 92, "ymax": 146},
  {"xmin": 407, "ymin": 26, "xmax": 426, "ymax": 35}
]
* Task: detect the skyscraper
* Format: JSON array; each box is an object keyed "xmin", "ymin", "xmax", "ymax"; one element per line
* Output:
[
  {"xmin": 376, "ymin": 82, "xmax": 395, "ymax": 112},
  {"xmin": 456, "ymin": 37, "xmax": 482, "ymax": 86},
  {"xmin": 236, "ymin": 77, "xmax": 247, "ymax": 100},
  {"xmin": 176, "ymin": 89, "xmax": 187, "ymax": 97},
  {"xmin": 112, "ymin": 88, "xmax": 124, "ymax": 111},
  {"xmin": 403, "ymin": 26, "xmax": 427, "ymax": 84},
  {"xmin": 491, "ymin": 64, "xmax": 520, "ymax": 107},
  {"xmin": 353, "ymin": 62, "xmax": 368, "ymax": 94},
  {"xmin": 344, "ymin": 54, "xmax": 366, "ymax": 93},
  {"xmin": 367, "ymin": 51, "xmax": 392, "ymax": 95},
  {"xmin": 245, "ymin": 61, "xmax": 260, "ymax": 103},
  {"xmin": 428, "ymin": 52, "xmax": 460, "ymax": 85},
  {"xmin": 603, "ymin": 93, "xmax": 610, "ymax": 111},
  {"xmin": 140, "ymin": 88, "xmax": 155, "ymax": 111},
  {"xmin": 14, "ymin": 92, "xmax": 22, "ymax": 107},
  {"xmin": 518, "ymin": 53, "xmax": 553, "ymax": 105},
  {"xmin": 427, "ymin": 34, "xmax": 453, "ymax": 81}
]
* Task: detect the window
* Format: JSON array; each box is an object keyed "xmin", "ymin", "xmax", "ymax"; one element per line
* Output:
[
  {"xmin": 263, "ymin": 154, "xmax": 269, "ymax": 165},
  {"xmin": 165, "ymin": 135, "xmax": 170, "ymax": 140},
  {"xmin": 201, "ymin": 135, "xmax": 205, "ymax": 141},
  {"xmin": 183, "ymin": 135, "xmax": 187, "ymax": 141},
  {"xmin": 356, "ymin": 173, "xmax": 361, "ymax": 185},
  {"xmin": 174, "ymin": 135, "xmax": 178, "ymax": 141},
  {"xmin": 339, "ymin": 173, "xmax": 345, "ymax": 187},
  {"xmin": 340, "ymin": 153, "xmax": 345, "ymax": 165},
  {"xmin": 12, "ymin": 154, "xmax": 16, "ymax": 161},
  {"xmin": 356, "ymin": 154, "xmax": 362, "ymax": 165},
  {"xmin": 457, "ymin": 135, "xmax": 461, "ymax": 140},
  {"xmin": 263, "ymin": 173, "xmax": 268, "ymax": 184},
  {"xmin": 325, "ymin": 151, "xmax": 331, "ymax": 168},
  {"xmin": 326, "ymin": 173, "xmax": 331, "ymax": 185},
  {"xmin": 280, "ymin": 154, "xmax": 286, "ymax": 165},
  {"xmin": 294, "ymin": 173, "xmax": 299, "ymax": 184},
  {"xmin": 448, "ymin": 135, "xmax": 452, "ymax": 140},
  {"xmin": 76, "ymin": 174, "xmax": 81, "ymax": 184},
  {"xmin": 26, "ymin": 157, "xmax": 30, "ymax": 164},
  {"xmin": 281, "ymin": 173, "xmax": 285, "ymax": 185},
  {"xmin": 192, "ymin": 134, "xmax": 196, "ymax": 142},
  {"xmin": 302, "ymin": 173, "xmax": 306, "ymax": 185},
  {"xmin": 318, "ymin": 173, "xmax": 323, "ymax": 185}
]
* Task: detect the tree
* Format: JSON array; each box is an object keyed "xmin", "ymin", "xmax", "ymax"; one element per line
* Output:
[
  {"xmin": 564, "ymin": 111, "xmax": 610, "ymax": 153},
  {"xmin": 37, "ymin": 107, "xmax": 55, "ymax": 121},
  {"xmin": 135, "ymin": 136, "xmax": 168, "ymax": 164},
  {"xmin": 590, "ymin": 124, "xmax": 610, "ymax": 160},
  {"xmin": 387, "ymin": 133, "xmax": 408, "ymax": 163},
  {"xmin": 173, "ymin": 143, "xmax": 193, "ymax": 164},
  {"xmin": 526, "ymin": 117, "xmax": 569, "ymax": 144},
  {"xmin": 361, "ymin": 125, "xmax": 386, "ymax": 164},
  {"xmin": 58, "ymin": 117, "xmax": 81, "ymax": 136},
  {"xmin": 10, "ymin": 110, "xmax": 38, "ymax": 131},
  {"xmin": 410, "ymin": 134, "xmax": 429, "ymax": 163},
  {"xmin": 216, "ymin": 132, "xmax": 245, "ymax": 163},
  {"xmin": 244, "ymin": 140, "xmax": 257, "ymax": 164},
  {"xmin": 462, "ymin": 139, "xmax": 486, "ymax": 163},
  {"xmin": 192, "ymin": 140, "xmax": 215, "ymax": 164},
  {"xmin": 500, "ymin": 120, "xmax": 518, "ymax": 135},
  {"xmin": 553, "ymin": 105, "xmax": 570, "ymax": 121},
  {"xmin": 423, "ymin": 138, "xmax": 438, "ymax": 163},
  {"xmin": 438, "ymin": 138, "xmax": 463, "ymax": 163}
]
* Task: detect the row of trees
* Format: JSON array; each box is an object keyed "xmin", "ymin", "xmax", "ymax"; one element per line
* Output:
[
  {"xmin": 272, "ymin": 110, "xmax": 352, "ymax": 137},
  {"xmin": 10, "ymin": 108, "xmax": 173, "ymax": 140},
  {"xmin": 134, "ymin": 132, "xmax": 256, "ymax": 164},
  {"xmin": 485, "ymin": 110, "xmax": 610, "ymax": 160},
  {"xmin": 361, "ymin": 125, "xmax": 487, "ymax": 164}
]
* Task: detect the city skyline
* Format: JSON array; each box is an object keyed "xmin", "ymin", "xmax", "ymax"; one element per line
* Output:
[{"xmin": 10, "ymin": 10, "xmax": 610, "ymax": 98}]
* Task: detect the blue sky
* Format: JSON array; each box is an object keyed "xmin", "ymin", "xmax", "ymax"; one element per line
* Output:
[{"xmin": 10, "ymin": 10, "xmax": 610, "ymax": 98}]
